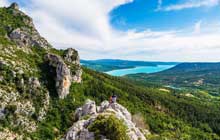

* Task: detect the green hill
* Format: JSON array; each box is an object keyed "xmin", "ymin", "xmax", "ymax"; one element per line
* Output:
[
  {"xmin": 1, "ymin": 3, "xmax": 220, "ymax": 140},
  {"xmin": 126, "ymin": 63, "xmax": 220, "ymax": 96}
]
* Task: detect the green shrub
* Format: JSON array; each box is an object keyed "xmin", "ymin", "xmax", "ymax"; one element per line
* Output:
[
  {"xmin": 88, "ymin": 115, "xmax": 128, "ymax": 140},
  {"xmin": 5, "ymin": 105, "xmax": 17, "ymax": 113}
]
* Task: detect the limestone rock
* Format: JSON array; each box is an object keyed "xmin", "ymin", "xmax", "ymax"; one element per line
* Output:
[
  {"xmin": 75, "ymin": 99, "xmax": 97, "ymax": 120},
  {"xmin": 6, "ymin": 3, "xmax": 50, "ymax": 49},
  {"xmin": 65, "ymin": 119, "xmax": 95, "ymax": 140},
  {"xmin": 98, "ymin": 100, "xmax": 109, "ymax": 112},
  {"xmin": 15, "ymin": 101, "xmax": 35, "ymax": 116},
  {"xmin": 72, "ymin": 68, "xmax": 82, "ymax": 83},
  {"xmin": 64, "ymin": 48, "xmax": 80, "ymax": 65},
  {"xmin": 0, "ymin": 89, "xmax": 37, "ymax": 132},
  {"xmin": 29, "ymin": 77, "xmax": 41, "ymax": 89},
  {"xmin": 64, "ymin": 48, "xmax": 82, "ymax": 83},
  {"xmin": 0, "ymin": 128, "xmax": 23, "ymax": 140},
  {"xmin": 37, "ymin": 91, "xmax": 50, "ymax": 121},
  {"xmin": 45, "ymin": 53, "xmax": 72, "ymax": 99},
  {"xmin": 9, "ymin": 27, "xmax": 50, "ymax": 49},
  {"xmin": 0, "ymin": 107, "xmax": 5, "ymax": 119},
  {"xmin": 45, "ymin": 51, "xmax": 82, "ymax": 99},
  {"xmin": 64, "ymin": 100, "xmax": 147, "ymax": 140},
  {"xmin": 9, "ymin": 2, "xmax": 19, "ymax": 10}
]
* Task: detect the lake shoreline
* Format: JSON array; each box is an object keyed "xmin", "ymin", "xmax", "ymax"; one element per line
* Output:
[{"xmin": 105, "ymin": 65, "xmax": 176, "ymax": 76}]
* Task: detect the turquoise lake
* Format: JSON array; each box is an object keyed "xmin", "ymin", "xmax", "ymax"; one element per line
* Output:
[{"xmin": 106, "ymin": 65, "xmax": 175, "ymax": 76}]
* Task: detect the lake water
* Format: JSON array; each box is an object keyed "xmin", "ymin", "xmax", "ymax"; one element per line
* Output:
[{"xmin": 106, "ymin": 65, "xmax": 175, "ymax": 76}]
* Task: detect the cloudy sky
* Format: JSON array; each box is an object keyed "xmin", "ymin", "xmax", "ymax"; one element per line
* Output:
[{"xmin": 1, "ymin": 0, "xmax": 220, "ymax": 62}]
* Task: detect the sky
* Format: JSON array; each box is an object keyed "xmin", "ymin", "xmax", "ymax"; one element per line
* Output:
[{"xmin": 1, "ymin": 0, "xmax": 220, "ymax": 62}]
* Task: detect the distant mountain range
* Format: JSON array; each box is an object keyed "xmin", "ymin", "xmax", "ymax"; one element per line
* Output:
[
  {"xmin": 126, "ymin": 62, "xmax": 220, "ymax": 95},
  {"xmin": 81, "ymin": 59, "xmax": 179, "ymax": 72}
]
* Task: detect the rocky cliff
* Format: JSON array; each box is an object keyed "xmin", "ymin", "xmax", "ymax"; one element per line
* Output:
[
  {"xmin": 0, "ymin": 3, "xmax": 150, "ymax": 140},
  {"xmin": 6, "ymin": 3, "xmax": 51, "ymax": 49},
  {"xmin": 0, "ymin": 3, "xmax": 82, "ymax": 139},
  {"xmin": 64, "ymin": 100, "xmax": 150, "ymax": 140},
  {"xmin": 45, "ymin": 51, "xmax": 81, "ymax": 99}
]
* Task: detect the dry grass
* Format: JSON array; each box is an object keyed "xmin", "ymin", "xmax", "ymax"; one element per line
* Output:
[{"xmin": 132, "ymin": 113, "xmax": 149, "ymax": 129}]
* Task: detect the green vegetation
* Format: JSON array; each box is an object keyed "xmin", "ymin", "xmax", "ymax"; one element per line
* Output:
[
  {"xmin": 28, "ymin": 67, "xmax": 220, "ymax": 139},
  {"xmin": 126, "ymin": 63, "xmax": 220, "ymax": 96},
  {"xmin": 2, "ymin": 44, "xmax": 220, "ymax": 139},
  {"xmin": 1, "ymin": 4, "xmax": 220, "ymax": 140},
  {"xmin": 88, "ymin": 115, "xmax": 128, "ymax": 140},
  {"xmin": 82, "ymin": 62, "xmax": 132, "ymax": 72},
  {"xmin": 0, "ymin": 6, "xmax": 31, "ymax": 38}
]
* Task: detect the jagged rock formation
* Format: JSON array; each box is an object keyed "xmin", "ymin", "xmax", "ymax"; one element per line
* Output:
[
  {"xmin": 64, "ymin": 48, "xmax": 82, "ymax": 83},
  {"xmin": 64, "ymin": 100, "xmax": 148, "ymax": 140},
  {"xmin": 9, "ymin": 27, "xmax": 50, "ymax": 48},
  {"xmin": 6, "ymin": 3, "xmax": 51, "ymax": 49},
  {"xmin": 9, "ymin": 2, "xmax": 19, "ymax": 10},
  {"xmin": 0, "ymin": 2, "xmax": 81, "ymax": 138},
  {"xmin": 64, "ymin": 48, "xmax": 80, "ymax": 65},
  {"xmin": 45, "ymin": 53, "xmax": 72, "ymax": 99},
  {"xmin": 45, "ymin": 52, "xmax": 82, "ymax": 99}
]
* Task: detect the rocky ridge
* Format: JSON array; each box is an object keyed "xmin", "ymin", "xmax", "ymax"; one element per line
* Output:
[
  {"xmin": 0, "ymin": 3, "xmax": 82, "ymax": 138},
  {"xmin": 6, "ymin": 3, "xmax": 51, "ymax": 49},
  {"xmin": 64, "ymin": 100, "xmax": 149, "ymax": 140}
]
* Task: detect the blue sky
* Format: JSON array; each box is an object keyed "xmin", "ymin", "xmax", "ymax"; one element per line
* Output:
[
  {"xmin": 110, "ymin": 0, "xmax": 220, "ymax": 31},
  {"xmin": 1, "ymin": 0, "xmax": 220, "ymax": 62}
]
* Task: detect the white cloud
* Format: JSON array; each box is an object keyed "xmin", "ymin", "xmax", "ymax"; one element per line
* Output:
[
  {"xmin": 0, "ymin": 0, "xmax": 9, "ymax": 7},
  {"xmin": 158, "ymin": 0, "xmax": 220, "ymax": 11},
  {"xmin": 194, "ymin": 20, "xmax": 202, "ymax": 34},
  {"xmin": 10, "ymin": 0, "xmax": 220, "ymax": 62}
]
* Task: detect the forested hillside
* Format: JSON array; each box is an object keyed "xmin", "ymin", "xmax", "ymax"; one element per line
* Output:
[{"xmin": 127, "ymin": 63, "xmax": 220, "ymax": 96}]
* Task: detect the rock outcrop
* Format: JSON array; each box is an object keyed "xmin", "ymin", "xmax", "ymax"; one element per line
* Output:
[
  {"xmin": 64, "ymin": 48, "xmax": 80, "ymax": 65},
  {"xmin": 45, "ymin": 51, "xmax": 82, "ymax": 99},
  {"xmin": 45, "ymin": 53, "xmax": 72, "ymax": 99},
  {"xmin": 9, "ymin": 27, "xmax": 50, "ymax": 48},
  {"xmin": 64, "ymin": 48, "xmax": 82, "ymax": 83},
  {"xmin": 7, "ymin": 3, "xmax": 51, "ymax": 49},
  {"xmin": 64, "ymin": 100, "xmax": 148, "ymax": 140},
  {"xmin": 9, "ymin": 2, "xmax": 19, "ymax": 10},
  {"xmin": 0, "ymin": 89, "xmax": 37, "ymax": 132},
  {"xmin": 0, "ymin": 2, "xmax": 83, "ymax": 138}
]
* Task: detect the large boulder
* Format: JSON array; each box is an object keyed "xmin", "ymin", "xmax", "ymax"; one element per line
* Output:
[
  {"xmin": 65, "ymin": 119, "xmax": 95, "ymax": 140},
  {"xmin": 64, "ymin": 48, "xmax": 80, "ymax": 65},
  {"xmin": 75, "ymin": 99, "xmax": 97, "ymax": 120},
  {"xmin": 64, "ymin": 100, "xmax": 148, "ymax": 140}
]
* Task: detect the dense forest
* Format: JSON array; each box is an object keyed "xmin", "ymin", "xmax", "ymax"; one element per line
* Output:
[{"xmin": 29, "ymin": 66, "xmax": 220, "ymax": 139}]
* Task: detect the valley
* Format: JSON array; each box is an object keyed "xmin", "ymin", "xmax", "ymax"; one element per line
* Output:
[{"xmin": 126, "ymin": 63, "xmax": 220, "ymax": 96}]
